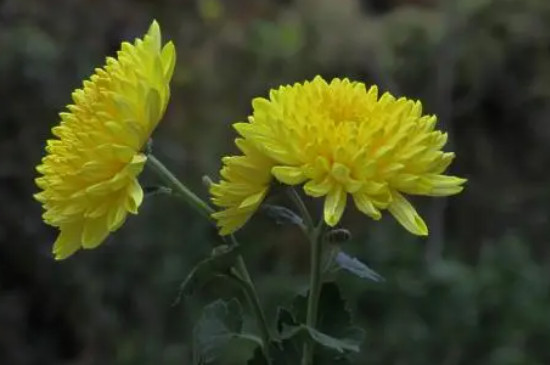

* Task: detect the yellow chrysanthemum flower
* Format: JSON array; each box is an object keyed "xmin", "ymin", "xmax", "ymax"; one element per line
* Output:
[
  {"xmin": 210, "ymin": 138, "xmax": 276, "ymax": 235},
  {"xmin": 35, "ymin": 21, "xmax": 176, "ymax": 259},
  {"xmin": 211, "ymin": 76, "xmax": 466, "ymax": 236}
]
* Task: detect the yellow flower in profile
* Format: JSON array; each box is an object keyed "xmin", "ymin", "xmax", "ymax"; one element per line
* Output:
[
  {"xmin": 210, "ymin": 138, "xmax": 275, "ymax": 235},
  {"xmin": 35, "ymin": 21, "xmax": 176, "ymax": 259},
  {"xmin": 211, "ymin": 76, "xmax": 466, "ymax": 236}
]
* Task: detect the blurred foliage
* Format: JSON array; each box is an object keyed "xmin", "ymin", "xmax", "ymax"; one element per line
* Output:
[{"xmin": 2, "ymin": 0, "xmax": 550, "ymax": 364}]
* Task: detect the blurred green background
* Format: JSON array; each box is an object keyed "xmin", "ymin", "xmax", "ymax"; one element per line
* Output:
[{"xmin": 2, "ymin": 0, "xmax": 550, "ymax": 363}]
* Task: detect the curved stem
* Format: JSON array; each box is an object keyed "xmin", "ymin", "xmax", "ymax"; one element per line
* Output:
[
  {"xmin": 229, "ymin": 235, "xmax": 273, "ymax": 357},
  {"xmin": 146, "ymin": 154, "xmax": 272, "ymax": 358},
  {"xmin": 146, "ymin": 154, "xmax": 213, "ymax": 220},
  {"xmin": 288, "ymin": 187, "xmax": 314, "ymax": 232},
  {"xmin": 235, "ymin": 255, "xmax": 272, "ymax": 358}
]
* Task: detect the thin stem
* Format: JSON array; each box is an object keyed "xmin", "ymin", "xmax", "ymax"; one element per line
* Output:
[
  {"xmin": 146, "ymin": 154, "xmax": 213, "ymax": 220},
  {"xmin": 288, "ymin": 187, "xmax": 314, "ymax": 231},
  {"xmin": 235, "ymin": 255, "xmax": 272, "ymax": 359},
  {"xmin": 146, "ymin": 154, "xmax": 272, "ymax": 359},
  {"xmin": 288, "ymin": 189, "xmax": 324, "ymax": 365},
  {"xmin": 301, "ymin": 223, "xmax": 323, "ymax": 365},
  {"xmin": 229, "ymin": 235, "xmax": 273, "ymax": 358}
]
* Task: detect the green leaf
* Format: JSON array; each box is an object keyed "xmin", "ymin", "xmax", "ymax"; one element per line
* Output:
[
  {"xmin": 276, "ymin": 307, "xmax": 298, "ymax": 333},
  {"xmin": 173, "ymin": 244, "xmax": 240, "ymax": 305},
  {"xmin": 247, "ymin": 308, "xmax": 304, "ymax": 365},
  {"xmin": 289, "ymin": 282, "xmax": 365, "ymax": 362},
  {"xmin": 193, "ymin": 298, "xmax": 261, "ymax": 364},
  {"xmin": 280, "ymin": 324, "xmax": 362, "ymax": 353},
  {"xmin": 334, "ymin": 251, "xmax": 384, "ymax": 282}
]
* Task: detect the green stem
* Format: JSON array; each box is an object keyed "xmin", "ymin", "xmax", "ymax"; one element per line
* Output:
[
  {"xmin": 288, "ymin": 189, "xmax": 324, "ymax": 365},
  {"xmin": 146, "ymin": 154, "xmax": 213, "ymax": 220},
  {"xmin": 146, "ymin": 154, "xmax": 272, "ymax": 358},
  {"xmin": 288, "ymin": 187, "xmax": 314, "ymax": 233},
  {"xmin": 235, "ymin": 254, "xmax": 272, "ymax": 360},
  {"xmin": 301, "ymin": 224, "xmax": 323, "ymax": 365}
]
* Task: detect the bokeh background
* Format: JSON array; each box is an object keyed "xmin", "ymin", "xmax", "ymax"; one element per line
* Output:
[{"xmin": 2, "ymin": 0, "xmax": 550, "ymax": 363}]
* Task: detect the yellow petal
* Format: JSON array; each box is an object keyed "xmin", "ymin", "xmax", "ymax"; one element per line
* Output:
[
  {"xmin": 304, "ymin": 177, "xmax": 332, "ymax": 197},
  {"xmin": 238, "ymin": 188, "xmax": 268, "ymax": 209},
  {"xmin": 161, "ymin": 41, "xmax": 176, "ymax": 81},
  {"xmin": 82, "ymin": 217, "xmax": 109, "ymax": 249},
  {"xmin": 146, "ymin": 20, "xmax": 162, "ymax": 52},
  {"xmin": 352, "ymin": 192, "xmax": 381, "ymax": 220},
  {"xmin": 53, "ymin": 224, "xmax": 83, "ymax": 260},
  {"xmin": 331, "ymin": 163, "xmax": 362, "ymax": 193},
  {"xmin": 146, "ymin": 88, "xmax": 162, "ymax": 130},
  {"xmin": 324, "ymin": 186, "xmax": 347, "ymax": 227},
  {"xmin": 107, "ymin": 203, "xmax": 128, "ymax": 231},
  {"xmin": 387, "ymin": 191, "xmax": 428, "ymax": 236},
  {"xmin": 424, "ymin": 174, "xmax": 467, "ymax": 196},
  {"xmin": 271, "ymin": 166, "xmax": 307, "ymax": 185},
  {"xmin": 126, "ymin": 179, "xmax": 144, "ymax": 214}
]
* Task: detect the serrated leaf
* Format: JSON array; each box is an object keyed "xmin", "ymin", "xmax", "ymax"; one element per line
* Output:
[
  {"xmin": 173, "ymin": 245, "xmax": 240, "ymax": 305},
  {"xmin": 193, "ymin": 298, "xmax": 261, "ymax": 364},
  {"xmin": 334, "ymin": 251, "xmax": 384, "ymax": 282},
  {"xmin": 289, "ymin": 282, "xmax": 365, "ymax": 361},
  {"xmin": 276, "ymin": 307, "xmax": 298, "ymax": 333},
  {"xmin": 291, "ymin": 282, "xmax": 352, "ymax": 332}
]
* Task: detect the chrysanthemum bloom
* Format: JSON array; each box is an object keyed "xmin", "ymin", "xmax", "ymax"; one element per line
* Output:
[
  {"xmin": 211, "ymin": 76, "xmax": 465, "ymax": 236},
  {"xmin": 35, "ymin": 21, "xmax": 176, "ymax": 259}
]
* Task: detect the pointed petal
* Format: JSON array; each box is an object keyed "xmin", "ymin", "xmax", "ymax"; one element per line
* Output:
[
  {"xmin": 352, "ymin": 192, "xmax": 381, "ymax": 220},
  {"xmin": 271, "ymin": 166, "xmax": 307, "ymax": 185},
  {"xmin": 53, "ymin": 224, "xmax": 83, "ymax": 260},
  {"xmin": 238, "ymin": 188, "xmax": 268, "ymax": 209},
  {"xmin": 388, "ymin": 191, "xmax": 428, "ymax": 236},
  {"xmin": 126, "ymin": 179, "xmax": 144, "ymax": 214},
  {"xmin": 82, "ymin": 217, "xmax": 109, "ymax": 249},
  {"xmin": 161, "ymin": 41, "xmax": 176, "ymax": 81},
  {"xmin": 324, "ymin": 186, "xmax": 347, "ymax": 227},
  {"xmin": 304, "ymin": 177, "xmax": 332, "ymax": 197}
]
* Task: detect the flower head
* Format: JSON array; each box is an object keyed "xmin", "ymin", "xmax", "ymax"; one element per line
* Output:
[
  {"xmin": 211, "ymin": 76, "xmax": 465, "ymax": 235},
  {"xmin": 35, "ymin": 21, "xmax": 176, "ymax": 259}
]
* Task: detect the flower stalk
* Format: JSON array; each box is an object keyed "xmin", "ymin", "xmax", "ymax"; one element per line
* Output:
[
  {"xmin": 288, "ymin": 189, "xmax": 324, "ymax": 365},
  {"xmin": 146, "ymin": 153, "xmax": 272, "ymax": 357},
  {"xmin": 302, "ymin": 222, "xmax": 324, "ymax": 365},
  {"xmin": 234, "ymin": 253, "xmax": 273, "ymax": 361},
  {"xmin": 146, "ymin": 154, "xmax": 213, "ymax": 220}
]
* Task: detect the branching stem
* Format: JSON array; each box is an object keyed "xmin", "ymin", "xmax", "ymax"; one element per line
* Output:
[{"xmin": 146, "ymin": 153, "xmax": 272, "ymax": 360}]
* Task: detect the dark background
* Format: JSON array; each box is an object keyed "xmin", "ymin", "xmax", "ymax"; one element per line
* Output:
[{"xmin": 2, "ymin": 0, "xmax": 550, "ymax": 364}]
